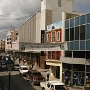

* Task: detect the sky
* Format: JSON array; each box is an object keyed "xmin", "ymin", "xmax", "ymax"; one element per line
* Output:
[{"xmin": 0, "ymin": 0, "xmax": 90, "ymax": 39}]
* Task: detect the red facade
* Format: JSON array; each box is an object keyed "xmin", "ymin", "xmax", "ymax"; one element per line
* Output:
[{"xmin": 46, "ymin": 29, "xmax": 62, "ymax": 60}]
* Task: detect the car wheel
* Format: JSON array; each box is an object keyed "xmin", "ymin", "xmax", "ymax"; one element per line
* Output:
[{"xmin": 42, "ymin": 87, "xmax": 45, "ymax": 90}]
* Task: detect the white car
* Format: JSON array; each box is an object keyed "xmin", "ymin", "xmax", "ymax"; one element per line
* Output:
[
  {"xmin": 19, "ymin": 66, "xmax": 28, "ymax": 76},
  {"xmin": 40, "ymin": 80, "xmax": 68, "ymax": 90}
]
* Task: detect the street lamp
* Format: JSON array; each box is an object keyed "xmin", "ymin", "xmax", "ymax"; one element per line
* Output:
[{"xmin": 6, "ymin": 55, "xmax": 14, "ymax": 90}]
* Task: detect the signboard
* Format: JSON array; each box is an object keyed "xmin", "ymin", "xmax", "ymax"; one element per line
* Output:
[
  {"xmin": 47, "ymin": 21, "xmax": 62, "ymax": 31},
  {"xmin": 19, "ymin": 42, "xmax": 68, "ymax": 52}
]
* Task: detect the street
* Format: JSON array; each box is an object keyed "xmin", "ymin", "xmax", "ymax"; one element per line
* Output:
[{"xmin": 0, "ymin": 70, "xmax": 42, "ymax": 90}]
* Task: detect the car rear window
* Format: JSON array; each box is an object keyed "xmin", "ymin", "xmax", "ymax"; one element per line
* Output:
[{"xmin": 22, "ymin": 67, "xmax": 28, "ymax": 70}]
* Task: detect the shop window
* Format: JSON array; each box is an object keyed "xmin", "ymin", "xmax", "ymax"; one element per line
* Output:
[
  {"xmin": 56, "ymin": 51, "xmax": 60, "ymax": 60},
  {"xmin": 80, "ymin": 15, "xmax": 85, "ymax": 25},
  {"xmin": 48, "ymin": 51, "xmax": 51, "ymax": 59},
  {"xmin": 80, "ymin": 25, "xmax": 85, "ymax": 40},
  {"xmin": 86, "ymin": 24, "xmax": 90, "ymax": 39},
  {"xmin": 86, "ymin": 13, "xmax": 90, "ymax": 23},
  {"xmin": 80, "ymin": 41, "xmax": 85, "ymax": 50},
  {"xmin": 69, "ymin": 42, "xmax": 74, "ymax": 50},
  {"xmin": 70, "ymin": 18, "xmax": 74, "ymax": 27},
  {"xmin": 74, "ymin": 41, "xmax": 79, "ymax": 50},
  {"xmin": 75, "ymin": 16, "xmax": 79, "ymax": 26},
  {"xmin": 75, "ymin": 26, "xmax": 79, "ymax": 40},
  {"xmin": 65, "ymin": 51, "xmax": 72, "ymax": 57},
  {"xmin": 52, "ymin": 51, "xmax": 54, "ymax": 59},
  {"xmin": 70, "ymin": 28, "xmax": 74, "ymax": 41},
  {"xmin": 65, "ymin": 20, "xmax": 69, "ymax": 28},
  {"xmin": 86, "ymin": 40, "xmax": 90, "ymax": 50},
  {"xmin": 57, "ymin": 32, "xmax": 60, "ymax": 41},
  {"xmin": 65, "ymin": 29, "xmax": 69, "ymax": 41}
]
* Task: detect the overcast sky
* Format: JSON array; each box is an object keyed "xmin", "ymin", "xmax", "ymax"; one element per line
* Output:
[{"xmin": 0, "ymin": 0, "xmax": 90, "ymax": 40}]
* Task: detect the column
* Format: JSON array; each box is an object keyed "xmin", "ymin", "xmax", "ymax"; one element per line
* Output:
[
  {"xmin": 62, "ymin": 12, "xmax": 66, "ymax": 57},
  {"xmin": 60, "ymin": 62, "xmax": 62, "ymax": 82}
]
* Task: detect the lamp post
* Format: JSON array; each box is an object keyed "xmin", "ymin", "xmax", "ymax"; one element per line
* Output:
[{"xmin": 6, "ymin": 55, "xmax": 14, "ymax": 90}]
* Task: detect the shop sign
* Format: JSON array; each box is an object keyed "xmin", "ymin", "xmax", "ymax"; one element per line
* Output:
[{"xmin": 19, "ymin": 42, "xmax": 68, "ymax": 52}]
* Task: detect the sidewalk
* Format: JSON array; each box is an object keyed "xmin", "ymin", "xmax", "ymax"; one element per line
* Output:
[{"xmin": 15, "ymin": 60, "xmax": 84, "ymax": 90}]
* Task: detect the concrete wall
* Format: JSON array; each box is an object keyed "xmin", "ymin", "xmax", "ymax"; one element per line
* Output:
[
  {"xmin": 19, "ymin": 12, "xmax": 41, "ymax": 43},
  {"xmin": 60, "ymin": 57, "xmax": 86, "ymax": 64}
]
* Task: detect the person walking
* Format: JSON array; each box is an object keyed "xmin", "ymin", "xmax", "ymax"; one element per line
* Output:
[
  {"xmin": 46, "ymin": 70, "xmax": 50, "ymax": 81},
  {"xmin": 64, "ymin": 75, "xmax": 69, "ymax": 88}
]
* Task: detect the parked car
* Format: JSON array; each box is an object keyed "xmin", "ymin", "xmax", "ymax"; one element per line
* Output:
[
  {"xmin": 19, "ymin": 66, "xmax": 28, "ymax": 76},
  {"xmin": 1, "ymin": 62, "xmax": 7, "ymax": 70},
  {"xmin": 26, "ymin": 69, "xmax": 45, "ymax": 85},
  {"xmin": 40, "ymin": 80, "xmax": 69, "ymax": 90},
  {"xmin": 13, "ymin": 64, "xmax": 20, "ymax": 71}
]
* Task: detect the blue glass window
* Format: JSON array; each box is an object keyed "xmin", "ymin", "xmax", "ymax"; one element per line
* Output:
[
  {"xmin": 86, "ymin": 40, "xmax": 90, "ymax": 50},
  {"xmin": 74, "ymin": 41, "xmax": 79, "ymax": 50},
  {"xmin": 65, "ymin": 20, "xmax": 69, "ymax": 28},
  {"xmin": 70, "ymin": 18, "xmax": 74, "ymax": 27},
  {"xmin": 67, "ymin": 42, "xmax": 70, "ymax": 50},
  {"xmin": 80, "ymin": 15, "xmax": 85, "ymax": 25},
  {"xmin": 80, "ymin": 41, "xmax": 85, "ymax": 50},
  {"xmin": 86, "ymin": 24, "xmax": 90, "ymax": 39},
  {"xmin": 75, "ymin": 16, "xmax": 79, "ymax": 26},
  {"xmin": 86, "ymin": 13, "xmax": 90, "ymax": 23},
  {"xmin": 69, "ymin": 42, "xmax": 74, "ymax": 50}
]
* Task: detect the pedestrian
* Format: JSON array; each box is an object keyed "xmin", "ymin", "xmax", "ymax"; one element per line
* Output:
[
  {"xmin": 46, "ymin": 70, "xmax": 50, "ymax": 81},
  {"xmin": 64, "ymin": 75, "xmax": 69, "ymax": 88}
]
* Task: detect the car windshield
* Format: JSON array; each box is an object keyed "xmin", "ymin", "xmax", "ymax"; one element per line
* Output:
[
  {"xmin": 22, "ymin": 67, "xmax": 28, "ymax": 70},
  {"xmin": 55, "ymin": 85, "xmax": 66, "ymax": 90},
  {"xmin": 33, "ymin": 72, "xmax": 41, "ymax": 76},
  {"xmin": 14, "ymin": 64, "xmax": 19, "ymax": 66}
]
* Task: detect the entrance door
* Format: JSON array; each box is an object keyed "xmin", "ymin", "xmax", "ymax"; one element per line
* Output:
[
  {"xmin": 56, "ymin": 66, "xmax": 60, "ymax": 79},
  {"xmin": 73, "ymin": 71, "xmax": 85, "ymax": 86}
]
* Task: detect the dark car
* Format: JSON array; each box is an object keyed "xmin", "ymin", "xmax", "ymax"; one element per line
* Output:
[
  {"xmin": 1, "ymin": 62, "xmax": 7, "ymax": 70},
  {"xmin": 13, "ymin": 64, "xmax": 20, "ymax": 71},
  {"xmin": 26, "ymin": 69, "xmax": 45, "ymax": 85}
]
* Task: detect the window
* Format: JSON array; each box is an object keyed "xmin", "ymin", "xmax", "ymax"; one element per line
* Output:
[
  {"xmin": 75, "ymin": 16, "xmax": 79, "ymax": 26},
  {"xmin": 80, "ymin": 41, "xmax": 85, "ymax": 50},
  {"xmin": 58, "ymin": 0, "xmax": 61, "ymax": 7},
  {"xmin": 74, "ymin": 41, "xmax": 79, "ymax": 50},
  {"xmin": 86, "ymin": 13, "xmax": 90, "ymax": 23},
  {"xmin": 86, "ymin": 40, "xmax": 90, "ymax": 50},
  {"xmin": 80, "ymin": 25, "xmax": 85, "ymax": 40},
  {"xmin": 86, "ymin": 24, "xmax": 90, "ymax": 39},
  {"xmin": 52, "ymin": 32, "xmax": 55, "ymax": 42},
  {"xmin": 69, "ymin": 42, "xmax": 74, "ymax": 50},
  {"xmin": 70, "ymin": 18, "xmax": 74, "ymax": 27},
  {"xmin": 80, "ymin": 15, "xmax": 85, "ymax": 25},
  {"xmin": 57, "ymin": 32, "xmax": 60, "ymax": 41},
  {"xmin": 70, "ymin": 28, "xmax": 74, "ymax": 41},
  {"xmin": 65, "ymin": 20, "xmax": 69, "ymax": 28},
  {"xmin": 48, "ymin": 51, "xmax": 51, "ymax": 59},
  {"xmin": 52, "ymin": 51, "xmax": 54, "ymax": 59},
  {"xmin": 75, "ymin": 27, "xmax": 79, "ymax": 40},
  {"xmin": 56, "ymin": 51, "xmax": 60, "ymax": 60},
  {"xmin": 47, "ymin": 34, "xmax": 50, "ymax": 42},
  {"xmin": 65, "ymin": 29, "xmax": 69, "ymax": 41}
]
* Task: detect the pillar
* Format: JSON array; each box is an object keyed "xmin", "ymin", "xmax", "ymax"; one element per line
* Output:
[
  {"xmin": 60, "ymin": 63, "xmax": 62, "ymax": 82},
  {"xmin": 62, "ymin": 12, "xmax": 66, "ymax": 57}
]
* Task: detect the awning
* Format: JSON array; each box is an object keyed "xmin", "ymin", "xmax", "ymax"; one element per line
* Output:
[{"xmin": 46, "ymin": 59, "xmax": 61, "ymax": 66}]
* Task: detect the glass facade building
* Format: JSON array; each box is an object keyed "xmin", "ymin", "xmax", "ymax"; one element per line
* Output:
[{"xmin": 65, "ymin": 13, "xmax": 90, "ymax": 50}]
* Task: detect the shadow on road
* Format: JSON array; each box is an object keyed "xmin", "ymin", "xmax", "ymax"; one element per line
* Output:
[{"xmin": 0, "ymin": 72, "xmax": 36, "ymax": 90}]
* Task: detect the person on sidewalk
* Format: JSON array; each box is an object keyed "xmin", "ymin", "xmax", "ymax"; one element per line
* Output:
[
  {"xmin": 64, "ymin": 75, "xmax": 69, "ymax": 88},
  {"xmin": 46, "ymin": 70, "xmax": 50, "ymax": 81}
]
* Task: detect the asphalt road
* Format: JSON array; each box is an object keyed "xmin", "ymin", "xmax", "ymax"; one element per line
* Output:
[{"xmin": 0, "ymin": 70, "xmax": 42, "ymax": 90}]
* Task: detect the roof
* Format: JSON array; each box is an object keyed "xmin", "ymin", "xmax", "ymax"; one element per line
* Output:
[
  {"xmin": 29, "ymin": 69, "xmax": 40, "ymax": 73},
  {"xmin": 48, "ymin": 81, "xmax": 65, "ymax": 85},
  {"xmin": 20, "ymin": 66, "xmax": 28, "ymax": 68}
]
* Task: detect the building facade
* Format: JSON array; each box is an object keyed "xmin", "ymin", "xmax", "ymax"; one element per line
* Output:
[
  {"xmin": 61, "ymin": 12, "xmax": 90, "ymax": 87},
  {"xmin": 5, "ymin": 30, "xmax": 19, "ymax": 51}
]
